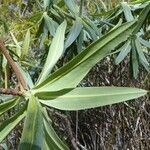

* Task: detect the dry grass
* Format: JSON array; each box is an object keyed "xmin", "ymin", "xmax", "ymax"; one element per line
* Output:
[{"xmin": 50, "ymin": 56, "xmax": 150, "ymax": 150}]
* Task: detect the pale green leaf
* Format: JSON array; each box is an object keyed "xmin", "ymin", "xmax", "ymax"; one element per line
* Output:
[
  {"xmin": 64, "ymin": 0, "xmax": 79, "ymax": 15},
  {"xmin": 121, "ymin": 2, "xmax": 134, "ymax": 21},
  {"xmin": 44, "ymin": 0, "xmax": 53, "ymax": 9},
  {"xmin": 135, "ymin": 38, "xmax": 149, "ymax": 72},
  {"xmin": 37, "ymin": 20, "xmax": 67, "ymax": 84},
  {"xmin": 16, "ymin": 63, "xmax": 34, "ymax": 88},
  {"xmin": 43, "ymin": 12, "xmax": 59, "ymax": 36},
  {"xmin": 39, "ymin": 87, "xmax": 147, "ymax": 110},
  {"xmin": 65, "ymin": 18, "xmax": 83, "ymax": 49},
  {"xmin": 21, "ymin": 29, "xmax": 30, "ymax": 60},
  {"xmin": 115, "ymin": 41, "xmax": 131, "ymax": 65},
  {"xmin": 135, "ymin": 38, "xmax": 149, "ymax": 66},
  {"xmin": 138, "ymin": 36, "xmax": 150, "ymax": 48},
  {"xmin": 10, "ymin": 32, "xmax": 21, "ymax": 57}
]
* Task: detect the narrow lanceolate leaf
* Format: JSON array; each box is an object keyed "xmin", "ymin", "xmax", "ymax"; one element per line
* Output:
[
  {"xmin": 39, "ymin": 87, "xmax": 147, "ymax": 110},
  {"xmin": 37, "ymin": 20, "xmax": 67, "ymax": 84},
  {"xmin": 34, "ymin": 21, "xmax": 136, "ymax": 92},
  {"xmin": 0, "ymin": 105, "xmax": 26, "ymax": 142},
  {"xmin": 135, "ymin": 38, "xmax": 149, "ymax": 72},
  {"xmin": 44, "ymin": 0, "xmax": 53, "ymax": 9},
  {"xmin": 115, "ymin": 41, "xmax": 131, "ymax": 65},
  {"xmin": 43, "ymin": 12, "xmax": 59, "ymax": 36},
  {"xmin": 64, "ymin": 0, "xmax": 79, "ymax": 15},
  {"xmin": 83, "ymin": 20, "xmax": 98, "ymax": 41},
  {"xmin": 0, "ymin": 97, "xmax": 19, "ymax": 116},
  {"xmin": 138, "ymin": 36, "xmax": 150, "ymax": 48},
  {"xmin": 16, "ymin": 63, "xmax": 34, "ymax": 88},
  {"xmin": 20, "ymin": 29, "xmax": 30, "ymax": 60},
  {"xmin": 133, "ymin": 3, "xmax": 150, "ymax": 34},
  {"xmin": 131, "ymin": 39, "xmax": 139, "ymax": 79},
  {"xmin": 121, "ymin": 2, "xmax": 134, "ymax": 21},
  {"xmin": 10, "ymin": 32, "xmax": 21, "ymax": 57},
  {"xmin": 65, "ymin": 18, "xmax": 83, "ymax": 49},
  {"xmin": 19, "ymin": 96, "xmax": 43, "ymax": 150},
  {"xmin": 43, "ymin": 119, "xmax": 69, "ymax": 150}
]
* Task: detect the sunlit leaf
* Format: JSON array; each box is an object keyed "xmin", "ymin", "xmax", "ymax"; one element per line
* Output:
[
  {"xmin": 20, "ymin": 29, "xmax": 30, "ymax": 60},
  {"xmin": 39, "ymin": 87, "xmax": 147, "ymax": 110},
  {"xmin": 34, "ymin": 21, "xmax": 136, "ymax": 92},
  {"xmin": 37, "ymin": 20, "xmax": 67, "ymax": 84}
]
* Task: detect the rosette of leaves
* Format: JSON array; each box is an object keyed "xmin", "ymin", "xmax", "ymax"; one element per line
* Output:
[
  {"xmin": 93, "ymin": 2, "xmax": 150, "ymax": 79},
  {"xmin": 34, "ymin": 0, "xmax": 101, "ymax": 55},
  {"xmin": 115, "ymin": 2, "xmax": 150, "ymax": 79},
  {"xmin": 0, "ymin": 19, "xmax": 148, "ymax": 149}
]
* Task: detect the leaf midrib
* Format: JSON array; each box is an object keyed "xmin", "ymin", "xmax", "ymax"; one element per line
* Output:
[{"xmin": 41, "ymin": 91, "xmax": 146, "ymax": 99}]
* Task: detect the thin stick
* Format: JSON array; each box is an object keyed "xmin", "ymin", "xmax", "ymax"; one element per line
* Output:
[
  {"xmin": 0, "ymin": 40, "xmax": 28, "ymax": 90},
  {"xmin": 0, "ymin": 88, "xmax": 22, "ymax": 96}
]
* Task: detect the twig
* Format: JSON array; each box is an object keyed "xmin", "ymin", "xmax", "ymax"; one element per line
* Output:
[
  {"xmin": 0, "ymin": 40, "xmax": 28, "ymax": 90},
  {"xmin": 0, "ymin": 88, "xmax": 22, "ymax": 96}
]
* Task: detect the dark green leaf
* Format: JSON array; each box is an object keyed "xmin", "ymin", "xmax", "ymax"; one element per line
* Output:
[
  {"xmin": 0, "ymin": 105, "xmax": 26, "ymax": 142},
  {"xmin": 19, "ymin": 96, "xmax": 43, "ymax": 150}
]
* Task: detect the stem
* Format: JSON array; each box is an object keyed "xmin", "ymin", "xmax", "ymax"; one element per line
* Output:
[
  {"xmin": 0, "ymin": 40, "xmax": 28, "ymax": 90},
  {"xmin": 79, "ymin": 0, "xmax": 84, "ymax": 16},
  {"xmin": 0, "ymin": 88, "xmax": 22, "ymax": 96}
]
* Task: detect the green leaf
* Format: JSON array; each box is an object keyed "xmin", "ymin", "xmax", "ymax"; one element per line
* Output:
[
  {"xmin": 138, "ymin": 36, "xmax": 150, "ymax": 48},
  {"xmin": 135, "ymin": 38, "xmax": 149, "ymax": 66},
  {"xmin": 39, "ymin": 87, "xmax": 147, "ymax": 110},
  {"xmin": 37, "ymin": 20, "xmax": 67, "ymax": 84},
  {"xmin": 83, "ymin": 20, "xmax": 98, "ymax": 40},
  {"xmin": 64, "ymin": 0, "xmax": 79, "ymax": 15},
  {"xmin": 133, "ymin": 3, "xmax": 150, "ymax": 34},
  {"xmin": 115, "ymin": 41, "xmax": 131, "ymax": 65},
  {"xmin": 121, "ymin": 2, "xmax": 134, "ymax": 21},
  {"xmin": 83, "ymin": 17, "xmax": 100, "ymax": 37},
  {"xmin": 21, "ymin": 29, "xmax": 30, "ymax": 60},
  {"xmin": 34, "ymin": 21, "xmax": 136, "ymax": 92},
  {"xmin": 16, "ymin": 63, "xmax": 34, "ymax": 88},
  {"xmin": 0, "ymin": 97, "xmax": 19, "ymax": 116},
  {"xmin": 131, "ymin": 39, "xmax": 139, "ymax": 79},
  {"xmin": 65, "ymin": 18, "xmax": 83, "ymax": 49},
  {"xmin": 43, "ymin": 119, "xmax": 69, "ymax": 150},
  {"xmin": 44, "ymin": 0, "xmax": 53, "ymax": 10},
  {"xmin": 135, "ymin": 37, "xmax": 149, "ymax": 72},
  {"xmin": 19, "ymin": 96, "xmax": 43, "ymax": 150},
  {"xmin": 10, "ymin": 32, "xmax": 21, "ymax": 57},
  {"xmin": 0, "ymin": 105, "xmax": 26, "ymax": 142},
  {"xmin": 77, "ymin": 30, "xmax": 84, "ymax": 52},
  {"xmin": 43, "ymin": 12, "xmax": 59, "ymax": 36}
]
